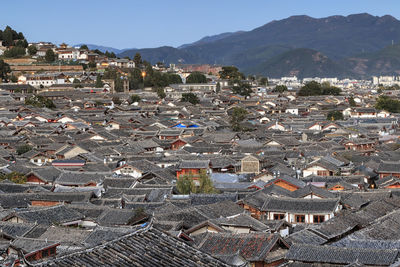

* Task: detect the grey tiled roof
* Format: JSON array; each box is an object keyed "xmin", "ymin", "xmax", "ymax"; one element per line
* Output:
[
  {"xmin": 41, "ymin": 227, "xmax": 229, "ymax": 267},
  {"xmin": 286, "ymin": 244, "xmax": 398, "ymax": 266}
]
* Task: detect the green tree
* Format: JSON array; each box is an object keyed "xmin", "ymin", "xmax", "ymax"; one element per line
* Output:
[
  {"xmin": 321, "ymin": 86, "xmax": 341, "ymax": 95},
  {"xmin": 176, "ymin": 170, "xmax": 216, "ymax": 194},
  {"xmin": 15, "ymin": 39, "xmax": 28, "ymax": 48},
  {"xmin": 45, "ymin": 49, "xmax": 56, "ymax": 62},
  {"xmin": 260, "ymin": 77, "xmax": 268, "ymax": 86},
  {"xmin": 129, "ymin": 68, "xmax": 143, "ymax": 89},
  {"xmin": 93, "ymin": 49, "xmax": 104, "ymax": 55},
  {"xmin": 10, "ymin": 75, "xmax": 17, "ymax": 83},
  {"xmin": 216, "ymin": 82, "xmax": 221, "ymax": 93},
  {"xmin": 273, "ymin": 85, "xmax": 288, "ymax": 93},
  {"xmin": 156, "ymin": 88, "xmax": 166, "ymax": 99},
  {"xmin": 219, "ymin": 66, "xmax": 244, "ymax": 81},
  {"xmin": 230, "ymin": 107, "xmax": 248, "ymax": 131},
  {"xmin": 327, "ymin": 110, "xmax": 344, "ymax": 121},
  {"xmin": 197, "ymin": 170, "xmax": 216, "ymax": 194},
  {"xmin": 375, "ymin": 95, "xmax": 400, "ymax": 113},
  {"xmin": 95, "ymin": 75, "xmax": 104, "ymax": 87},
  {"xmin": 25, "ymin": 95, "xmax": 56, "ymax": 109},
  {"xmin": 181, "ymin": 93, "xmax": 199, "ymax": 104},
  {"xmin": 321, "ymin": 81, "xmax": 331, "ymax": 89},
  {"xmin": 232, "ymin": 82, "xmax": 252, "ymax": 97},
  {"xmin": 176, "ymin": 175, "xmax": 193, "ymax": 194},
  {"xmin": 103, "ymin": 68, "xmax": 125, "ymax": 92},
  {"xmin": 348, "ymin": 96, "xmax": 356, "ymax": 107},
  {"xmin": 298, "ymin": 81, "xmax": 341, "ymax": 96},
  {"xmin": 166, "ymin": 73, "xmax": 182, "ymax": 84},
  {"xmin": 16, "ymin": 144, "xmax": 32, "ymax": 155},
  {"xmin": 4, "ymin": 46, "xmax": 26, "ymax": 58},
  {"xmin": 133, "ymin": 53, "xmax": 142, "ymax": 67},
  {"xmin": 80, "ymin": 44, "xmax": 89, "ymax": 50},
  {"xmin": 2, "ymin": 26, "xmax": 14, "ymax": 47},
  {"xmin": 130, "ymin": 94, "xmax": 141, "ymax": 103},
  {"xmin": 114, "ymin": 77, "xmax": 124, "ymax": 92},
  {"xmin": 186, "ymin": 72, "xmax": 207, "ymax": 84},
  {"xmin": 27, "ymin": 45, "xmax": 37, "ymax": 56},
  {"xmin": 105, "ymin": 51, "xmax": 116, "ymax": 58},
  {"xmin": 73, "ymin": 78, "xmax": 82, "ymax": 88},
  {"xmin": 298, "ymin": 81, "xmax": 322, "ymax": 96},
  {"xmin": 0, "ymin": 59, "xmax": 11, "ymax": 82}
]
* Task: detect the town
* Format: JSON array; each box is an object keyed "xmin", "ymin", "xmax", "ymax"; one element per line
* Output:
[{"xmin": 2, "ymin": 25, "xmax": 400, "ymax": 267}]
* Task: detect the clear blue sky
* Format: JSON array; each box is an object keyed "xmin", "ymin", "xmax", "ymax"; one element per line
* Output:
[{"xmin": 2, "ymin": 0, "xmax": 400, "ymax": 49}]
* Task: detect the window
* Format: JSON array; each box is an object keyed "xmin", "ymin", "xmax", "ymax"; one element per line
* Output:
[
  {"xmin": 42, "ymin": 249, "xmax": 48, "ymax": 257},
  {"xmin": 295, "ymin": 214, "xmax": 305, "ymax": 223},
  {"xmin": 313, "ymin": 215, "xmax": 325, "ymax": 223},
  {"xmin": 273, "ymin": 213, "xmax": 285, "ymax": 220}
]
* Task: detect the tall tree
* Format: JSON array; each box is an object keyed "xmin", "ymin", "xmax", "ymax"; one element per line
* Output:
[
  {"xmin": 181, "ymin": 93, "xmax": 200, "ymax": 104},
  {"xmin": 95, "ymin": 75, "xmax": 104, "ymax": 87},
  {"xmin": 129, "ymin": 68, "xmax": 143, "ymax": 89},
  {"xmin": 260, "ymin": 77, "xmax": 268, "ymax": 86},
  {"xmin": 348, "ymin": 96, "xmax": 356, "ymax": 107},
  {"xmin": 2, "ymin": 26, "xmax": 14, "ymax": 47},
  {"xmin": 230, "ymin": 107, "xmax": 248, "ymax": 131},
  {"xmin": 327, "ymin": 110, "xmax": 344, "ymax": 121},
  {"xmin": 0, "ymin": 59, "xmax": 11, "ymax": 82},
  {"xmin": 272, "ymin": 85, "xmax": 288, "ymax": 93},
  {"xmin": 216, "ymin": 82, "xmax": 221, "ymax": 93},
  {"xmin": 232, "ymin": 82, "xmax": 252, "ymax": 97},
  {"xmin": 133, "ymin": 53, "xmax": 142, "ymax": 67},
  {"xmin": 219, "ymin": 66, "xmax": 244, "ymax": 81},
  {"xmin": 45, "ymin": 49, "xmax": 56, "ymax": 62},
  {"xmin": 27, "ymin": 45, "xmax": 37, "ymax": 56},
  {"xmin": 186, "ymin": 72, "xmax": 207, "ymax": 84}
]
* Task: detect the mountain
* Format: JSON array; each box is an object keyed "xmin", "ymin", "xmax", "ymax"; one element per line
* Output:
[
  {"xmin": 344, "ymin": 44, "xmax": 400, "ymax": 76},
  {"xmin": 118, "ymin": 13, "xmax": 400, "ymax": 77},
  {"xmin": 246, "ymin": 48, "xmax": 350, "ymax": 78},
  {"xmin": 178, "ymin": 31, "xmax": 244, "ymax": 49},
  {"xmin": 118, "ymin": 46, "xmax": 199, "ymax": 64},
  {"xmin": 74, "ymin": 44, "xmax": 130, "ymax": 54}
]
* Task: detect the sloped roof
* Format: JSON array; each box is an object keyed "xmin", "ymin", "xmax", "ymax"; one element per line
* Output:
[
  {"xmin": 7, "ymin": 205, "xmax": 84, "ymax": 226},
  {"xmin": 261, "ymin": 196, "xmax": 339, "ymax": 214},
  {"xmin": 198, "ymin": 232, "xmax": 286, "ymax": 262},
  {"xmin": 41, "ymin": 226, "xmax": 229, "ymax": 267},
  {"xmin": 286, "ymin": 244, "xmax": 398, "ymax": 266}
]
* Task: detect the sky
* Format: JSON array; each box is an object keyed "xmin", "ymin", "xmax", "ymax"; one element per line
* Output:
[{"xmin": 2, "ymin": 0, "xmax": 400, "ymax": 49}]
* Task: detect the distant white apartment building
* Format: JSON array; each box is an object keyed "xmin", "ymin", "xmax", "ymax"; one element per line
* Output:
[{"xmin": 372, "ymin": 76, "xmax": 400, "ymax": 86}]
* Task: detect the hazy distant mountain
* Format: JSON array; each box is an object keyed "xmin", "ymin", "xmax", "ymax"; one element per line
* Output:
[
  {"xmin": 74, "ymin": 44, "xmax": 131, "ymax": 54},
  {"xmin": 178, "ymin": 31, "xmax": 245, "ymax": 49},
  {"xmin": 118, "ymin": 46, "xmax": 200, "ymax": 64},
  {"xmin": 118, "ymin": 13, "xmax": 400, "ymax": 78},
  {"xmin": 246, "ymin": 48, "xmax": 350, "ymax": 78}
]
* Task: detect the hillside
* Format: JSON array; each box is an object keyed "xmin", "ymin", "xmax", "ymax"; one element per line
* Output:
[
  {"xmin": 118, "ymin": 46, "xmax": 199, "ymax": 64},
  {"xmin": 178, "ymin": 31, "xmax": 244, "ymax": 49},
  {"xmin": 344, "ymin": 44, "xmax": 400, "ymax": 77},
  {"xmin": 245, "ymin": 48, "xmax": 350, "ymax": 78},
  {"xmin": 120, "ymin": 13, "xmax": 400, "ymax": 67}
]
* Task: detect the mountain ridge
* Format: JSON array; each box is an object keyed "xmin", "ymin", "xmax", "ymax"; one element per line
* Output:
[{"xmin": 114, "ymin": 13, "xmax": 400, "ymax": 78}]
